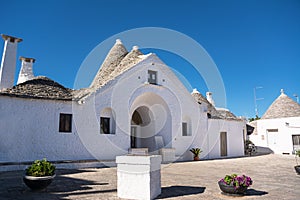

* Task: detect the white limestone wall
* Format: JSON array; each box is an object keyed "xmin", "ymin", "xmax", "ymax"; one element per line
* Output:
[
  {"xmin": 0, "ymin": 96, "xmax": 93, "ymax": 163},
  {"xmin": 250, "ymin": 117, "xmax": 300, "ymax": 154},
  {"xmin": 73, "ymin": 90, "xmax": 130, "ymax": 160},
  {"xmin": 205, "ymin": 119, "xmax": 245, "ymax": 159}
]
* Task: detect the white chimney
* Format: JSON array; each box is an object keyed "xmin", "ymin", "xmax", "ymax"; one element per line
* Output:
[
  {"xmin": 206, "ymin": 92, "xmax": 215, "ymax": 106},
  {"xmin": 17, "ymin": 57, "xmax": 35, "ymax": 84},
  {"xmin": 0, "ymin": 34, "xmax": 22, "ymax": 90},
  {"xmin": 192, "ymin": 88, "xmax": 199, "ymax": 94}
]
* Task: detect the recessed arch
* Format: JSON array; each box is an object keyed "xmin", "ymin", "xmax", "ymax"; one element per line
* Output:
[{"xmin": 129, "ymin": 92, "xmax": 172, "ymax": 152}]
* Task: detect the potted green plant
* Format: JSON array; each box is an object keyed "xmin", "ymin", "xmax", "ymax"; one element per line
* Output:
[
  {"xmin": 23, "ymin": 158, "xmax": 56, "ymax": 190},
  {"xmin": 190, "ymin": 148, "xmax": 202, "ymax": 161},
  {"xmin": 218, "ymin": 174, "xmax": 253, "ymax": 196},
  {"xmin": 295, "ymin": 150, "xmax": 300, "ymax": 175}
]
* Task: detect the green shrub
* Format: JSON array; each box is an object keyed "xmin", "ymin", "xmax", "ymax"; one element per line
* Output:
[
  {"xmin": 296, "ymin": 150, "xmax": 300, "ymax": 157},
  {"xmin": 25, "ymin": 158, "xmax": 56, "ymax": 177},
  {"xmin": 190, "ymin": 148, "xmax": 203, "ymax": 157}
]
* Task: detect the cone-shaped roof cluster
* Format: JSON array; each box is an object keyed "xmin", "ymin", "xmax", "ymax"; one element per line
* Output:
[
  {"xmin": 90, "ymin": 39, "xmax": 128, "ymax": 88},
  {"xmin": 262, "ymin": 90, "xmax": 300, "ymax": 119},
  {"xmin": 191, "ymin": 88, "xmax": 240, "ymax": 121},
  {"xmin": 90, "ymin": 40, "xmax": 145, "ymax": 89}
]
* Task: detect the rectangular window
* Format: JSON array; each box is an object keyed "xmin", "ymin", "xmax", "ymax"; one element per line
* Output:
[
  {"xmin": 182, "ymin": 122, "xmax": 188, "ymax": 136},
  {"xmin": 59, "ymin": 113, "xmax": 72, "ymax": 132},
  {"xmin": 100, "ymin": 117, "xmax": 110, "ymax": 134},
  {"xmin": 292, "ymin": 135, "xmax": 300, "ymax": 145},
  {"xmin": 267, "ymin": 129, "xmax": 278, "ymax": 133},
  {"xmin": 148, "ymin": 70, "xmax": 157, "ymax": 84}
]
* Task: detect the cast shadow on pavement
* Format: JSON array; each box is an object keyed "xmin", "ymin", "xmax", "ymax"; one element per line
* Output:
[
  {"xmin": 157, "ymin": 185, "xmax": 206, "ymax": 199},
  {"xmin": 245, "ymin": 189, "xmax": 268, "ymax": 196}
]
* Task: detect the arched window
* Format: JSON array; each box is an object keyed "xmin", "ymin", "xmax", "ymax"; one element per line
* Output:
[
  {"xmin": 182, "ymin": 116, "xmax": 192, "ymax": 136},
  {"xmin": 100, "ymin": 108, "xmax": 116, "ymax": 134}
]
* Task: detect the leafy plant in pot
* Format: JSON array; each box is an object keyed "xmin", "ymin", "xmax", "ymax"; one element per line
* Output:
[
  {"xmin": 295, "ymin": 150, "xmax": 300, "ymax": 175},
  {"xmin": 23, "ymin": 158, "xmax": 56, "ymax": 190},
  {"xmin": 218, "ymin": 174, "xmax": 253, "ymax": 196},
  {"xmin": 190, "ymin": 148, "xmax": 202, "ymax": 161}
]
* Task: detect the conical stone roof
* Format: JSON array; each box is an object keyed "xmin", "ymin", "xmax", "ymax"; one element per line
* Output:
[
  {"xmin": 90, "ymin": 39, "xmax": 128, "ymax": 89},
  {"xmin": 262, "ymin": 89, "xmax": 300, "ymax": 119},
  {"xmin": 0, "ymin": 76, "xmax": 73, "ymax": 100},
  {"xmin": 74, "ymin": 41, "xmax": 146, "ymax": 100},
  {"xmin": 105, "ymin": 46, "xmax": 144, "ymax": 85}
]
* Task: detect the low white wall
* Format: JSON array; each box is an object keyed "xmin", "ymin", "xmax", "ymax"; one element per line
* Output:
[
  {"xmin": 205, "ymin": 119, "xmax": 245, "ymax": 159},
  {"xmin": 0, "ymin": 96, "xmax": 93, "ymax": 163}
]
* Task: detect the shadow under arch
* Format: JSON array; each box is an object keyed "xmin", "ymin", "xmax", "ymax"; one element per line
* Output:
[{"xmin": 129, "ymin": 92, "xmax": 172, "ymax": 153}]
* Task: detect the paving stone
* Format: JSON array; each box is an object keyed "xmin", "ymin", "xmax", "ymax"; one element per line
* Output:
[{"xmin": 0, "ymin": 154, "xmax": 299, "ymax": 199}]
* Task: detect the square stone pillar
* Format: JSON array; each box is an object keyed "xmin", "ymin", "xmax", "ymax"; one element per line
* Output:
[
  {"xmin": 159, "ymin": 148, "xmax": 176, "ymax": 163},
  {"xmin": 116, "ymin": 155, "xmax": 162, "ymax": 200}
]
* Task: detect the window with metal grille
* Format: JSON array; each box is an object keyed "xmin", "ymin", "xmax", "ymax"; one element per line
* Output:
[
  {"xmin": 100, "ymin": 117, "xmax": 110, "ymax": 134},
  {"xmin": 59, "ymin": 113, "xmax": 72, "ymax": 132}
]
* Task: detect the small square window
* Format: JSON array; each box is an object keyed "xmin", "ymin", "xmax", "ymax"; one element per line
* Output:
[
  {"xmin": 148, "ymin": 70, "xmax": 157, "ymax": 85},
  {"xmin": 100, "ymin": 117, "xmax": 110, "ymax": 134},
  {"xmin": 59, "ymin": 113, "xmax": 72, "ymax": 132}
]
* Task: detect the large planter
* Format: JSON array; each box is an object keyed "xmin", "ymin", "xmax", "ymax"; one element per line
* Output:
[
  {"xmin": 23, "ymin": 174, "xmax": 55, "ymax": 190},
  {"xmin": 218, "ymin": 181, "xmax": 248, "ymax": 196},
  {"xmin": 295, "ymin": 165, "xmax": 300, "ymax": 175}
]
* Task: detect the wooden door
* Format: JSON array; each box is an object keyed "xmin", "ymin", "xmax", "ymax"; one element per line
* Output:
[{"xmin": 220, "ymin": 132, "xmax": 227, "ymax": 157}]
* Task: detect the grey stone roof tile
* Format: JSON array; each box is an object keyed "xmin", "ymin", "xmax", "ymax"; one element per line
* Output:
[
  {"xmin": 191, "ymin": 91, "xmax": 241, "ymax": 121},
  {"xmin": 262, "ymin": 91, "xmax": 300, "ymax": 119},
  {"xmin": 89, "ymin": 39, "xmax": 128, "ymax": 89},
  {"xmin": 0, "ymin": 76, "xmax": 73, "ymax": 101}
]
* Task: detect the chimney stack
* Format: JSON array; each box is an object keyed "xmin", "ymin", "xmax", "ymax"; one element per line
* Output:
[
  {"xmin": 206, "ymin": 92, "xmax": 215, "ymax": 106},
  {"xmin": 0, "ymin": 34, "xmax": 22, "ymax": 90},
  {"xmin": 17, "ymin": 57, "xmax": 35, "ymax": 84}
]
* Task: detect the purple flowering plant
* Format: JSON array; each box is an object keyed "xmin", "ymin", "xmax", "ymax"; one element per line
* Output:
[{"xmin": 219, "ymin": 174, "xmax": 253, "ymax": 189}]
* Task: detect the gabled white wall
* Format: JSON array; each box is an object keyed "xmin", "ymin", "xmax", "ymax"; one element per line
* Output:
[
  {"xmin": 250, "ymin": 117, "xmax": 300, "ymax": 154},
  {"xmin": 74, "ymin": 54, "xmax": 205, "ymax": 160}
]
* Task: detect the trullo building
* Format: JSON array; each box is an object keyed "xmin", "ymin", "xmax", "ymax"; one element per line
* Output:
[
  {"xmin": 0, "ymin": 34, "xmax": 246, "ymax": 165},
  {"xmin": 250, "ymin": 89, "xmax": 300, "ymax": 154}
]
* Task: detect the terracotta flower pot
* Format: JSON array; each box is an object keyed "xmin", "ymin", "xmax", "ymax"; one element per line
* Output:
[{"xmin": 194, "ymin": 156, "xmax": 200, "ymax": 161}]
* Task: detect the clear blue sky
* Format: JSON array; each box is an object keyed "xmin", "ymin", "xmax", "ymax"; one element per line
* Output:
[{"xmin": 0, "ymin": 0, "xmax": 299, "ymax": 118}]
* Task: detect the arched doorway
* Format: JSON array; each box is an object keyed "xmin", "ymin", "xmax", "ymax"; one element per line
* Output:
[{"xmin": 130, "ymin": 92, "xmax": 172, "ymax": 153}]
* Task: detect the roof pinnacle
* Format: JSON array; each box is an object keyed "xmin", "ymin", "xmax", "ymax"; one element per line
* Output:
[{"xmin": 115, "ymin": 39, "xmax": 122, "ymax": 44}]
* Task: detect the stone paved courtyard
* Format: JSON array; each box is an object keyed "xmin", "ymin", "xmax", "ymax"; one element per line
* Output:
[{"xmin": 0, "ymin": 154, "xmax": 299, "ymax": 199}]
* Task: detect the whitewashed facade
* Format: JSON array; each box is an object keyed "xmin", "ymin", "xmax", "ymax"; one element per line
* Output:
[
  {"xmin": 250, "ymin": 90, "xmax": 300, "ymax": 154},
  {"xmin": 0, "ymin": 34, "xmax": 246, "ymax": 164}
]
